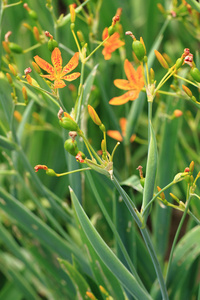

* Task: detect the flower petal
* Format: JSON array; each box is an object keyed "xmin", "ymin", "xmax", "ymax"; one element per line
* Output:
[
  {"xmin": 124, "ymin": 59, "xmax": 138, "ymax": 84},
  {"xmin": 62, "ymin": 72, "xmax": 80, "ymax": 82},
  {"xmin": 119, "ymin": 118, "xmax": 127, "ymax": 136},
  {"xmin": 40, "ymin": 74, "xmax": 56, "ymax": 81},
  {"xmin": 114, "ymin": 79, "xmax": 135, "ymax": 90},
  {"xmin": 62, "ymin": 52, "xmax": 79, "ymax": 75},
  {"xmin": 34, "ymin": 55, "xmax": 55, "ymax": 75},
  {"xmin": 107, "ymin": 130, "xmax": 123, "ymax": 142},
  {"xmin": 51, "ymin": 47, "xmax": 62, "ymax": 74},
  {"xmin": 102, "ymin": 48, "xmax": 112, "ymax": 60},
  {"xmin": 54, "ymin": 79, "xmax": 66, "ymax": 88},
  {"xmin": 102, "ymin": 27, "xmax": 109, "ymax": 40},
  {"xmin": 109, "ymin": 91, "xmax": 139, "ymax": 105}
]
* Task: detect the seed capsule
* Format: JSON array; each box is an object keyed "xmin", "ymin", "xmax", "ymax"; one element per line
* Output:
[
  {"xmin": 132, "ymin": 40, "xmax": 145, "ymax": 61},
  {"xmin": 64, "ymin": 139, "xmax": 79, "ymax": 156},
  {"xmin": 190, "ymin": 67, "xmax": 200, "ymax": 82},
  {"xmin": 9, "ymin": 42, "xmax": 23, "ymax": 54},
  {"xmin": 59, "ymin": 117, "xmax": 79, "ymax": 131},
  {"xmin": 48, "ymin": 39, "xmax": 58, "ymax": 52}
]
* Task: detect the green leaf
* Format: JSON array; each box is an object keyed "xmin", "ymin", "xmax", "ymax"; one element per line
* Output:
[
  {"xmin": 59, "ymin": 259, "xmax": 90, "ymax": 299},
  {"xmin": 121, "ymin": 175, "xmax": 143, "ymax": 193},
  {"xmin": 185, "ymin": 0, "xmax": 200, "ymax": 12},
  {"xmin": 141, "ymin": 121, "xmax": 157, "ymax": 219},
  {"xmin": 0, "ymin": 281, "xmax": 23, "ymax": 300},
  {"xmin": 70, "ymin": 187, "xmax": 153, "ymax": 300}
]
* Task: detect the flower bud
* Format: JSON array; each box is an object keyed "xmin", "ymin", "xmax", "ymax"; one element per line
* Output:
[
  {"xmin": 33, "ymin": 26, "xmax": 40, "ymax": 42},
  {"xmin": 59, "ymin": 117, "xmax": 79, "ymax": 131},
  {"xmin": 182, "ymin": 84, "xmax": 192, "ymax": 97},
  {"xmin": 88, "ymin": 105, "xmax": 102, "ymax": 126},
  {"xmin": 132, "ymin": 40, "xmax": 145, "ymax": 61},
  {"xmin": 22, "ymin": 86, "xmax": 28, "ymax": 104},
  {"xmin": 2, "ymin": 41, "xmax": 11, "ymax": 54},
  {"xmin": 9, "ymin": 64, "xmax": 17, "ymax": 76},
  {"xmin": 6, "ymin": 73, "xmax": 13, "ymax": 84},
  {"xmin": 190, "ymin": 67, "xmax": 200, "ymax": 82},
  {"xmin": 173, "ymin": 109, "xmax": 183, "ymax": 118},
  {"xmin": 69, "ymin": 4, "xmax": 76, "ymax": 23},
  {"xmin": 48, "ymin": 39, "xmax": 58, "ymax": 52},
  {"xmin": 170, "ymin": 193, "xmax": 180, "ymax": 204},
  {"xmin": 32, "ymin": 61, "xmax": 41, "ymax": 74},
  {"xmin": 175, "ymin": 58, "xmax": 184, "ymax": 70},
  {"xmin": 189, "ymin": 161, "xmax": 194, "ymax": 172},
  {"xmin": 9, "ymin": 42, "xmax": 23, "ymax": 54},
  {"xmin": 154, "ymin": 50, "xmax": 169, "ymax": 69},
  {"xmin": 64, "ymin": 139, "xmax": 79, "ymax": 156}
]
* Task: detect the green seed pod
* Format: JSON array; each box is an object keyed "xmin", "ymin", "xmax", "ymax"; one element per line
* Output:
[
  {"xmin": 108, "ymin": 25, "xmax": 115, "ymax": 36},
  {"xmin": 9, "ymin": 42, "xmax": 23, "ymax": 54},
  {"xmin": 48, "ymin": 39, "xmax": 58, "ymax": 52},
  {"xmin": 175, "ymin": 58, "xmax": 184, "ymax": 70},
  {"xmin": 132, "ymin": 40, "xmax": 145, "ymax": 61},
  {"xmin": 46, "ymin": 169, "xmax": 57, "ymax": 176},
  {"xmin": 59, "ymin": 117, "xmax": 79, "ymax": 131},
  {"xmin": 140, "ymin": 178, "xmax": 145, "ymax": 188},
  {"xmin": 28, "ymin": 10, "xmax": 38, "ymax": 21},
  {"xmin": 64, "ymin": 139, "xmax": 79, "ymax": 156},
  {"xmin": 190, "ymin": 67, "xmax": 200, "ymax": 82}
]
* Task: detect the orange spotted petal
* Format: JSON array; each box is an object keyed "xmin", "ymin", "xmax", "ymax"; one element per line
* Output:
[
  {"xmin": 40, "ymin": 74, "xmax": 56, "ymax": 81},
  {"xmin": 102, "ymin": 27, "xmax": 109, "ymax": 40},
  {"xmin": 54, "ymin": 79, "xmax": 66, "ymax": 88},
  {"xmin": 102, "ymin": 48, "xmax": 112, "ymax": 60},
  {"xmin": 34, "ymin": 55, "xmax": 55, "ymax": 75},
  {"xmin": 114, "ymin": 79, "xmax": 135, "ymax": 90},
  {"xmin": 62, "ymin": 52, "xmax": 79, "ymax": 75},
  {"xmin": 107, "ymin": 130, "xmax": 123, "ymax": 142},
  {"xmin": 62, "ymin": 72, "xmax": 80, "ymax": 81},
  {"xmin": 124, "ymin": 59, "xmax": 139, "ymax": 84},
  {"xmin": 51, "ymin": 47, "xmax": 62, "ymax": 74}
]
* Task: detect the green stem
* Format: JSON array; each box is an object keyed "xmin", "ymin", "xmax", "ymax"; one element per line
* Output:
[
  {"xmin": 23, "ymin": 43, "xmax": 41, "ymax": 53},
  {"xmin": 112, "ymin": 176, "xmax": 169, "ymax": 300},
  {"xmin": 75, "ymin": 61, "xmax": 85, "ymax": 123},
  {"xmin": 165, "ymin": 194, "xmax": 193, "ymax": 285},
  {"xmin": 56, "ymin": 167, "xmax": 91, "ymax": 177},
  {"xmin": 85, "ymin": 35, "xmax": 109, "ymax": 62}
]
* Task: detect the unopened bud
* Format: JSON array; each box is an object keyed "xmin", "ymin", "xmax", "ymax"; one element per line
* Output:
[
  {"xmin": 170, "ymin": 193, "xmax": 180, "ymax": 204},
  {"xmin": 33, "ymin": 26, "xmax": 40, "ymax": 42},
  {"xmin": 86, "ymin": 291, "xmax": 96, "ymax": 300},
  {"xmin": 2, "ymin": 41, "xmax": 11, "ymax": 54},
  {"xmin": 32, "ymin": 61, "xmax": 41, "ymax": 73},
  {"xmin": 157, "ymin": 186, "xmax": 165, "ymax": 200},
  {"xmin": 157, "ymin": 3, "xmax": 165, "ymax": 14},
  {"xmin": 6, "ymin": 73, "xmax": 13, "ymax": 84},
  {"xmin": 22, "ymin": 86, "xmax": 28, "ymax": 104},
  {"xmin": 182, "ymin": 84, "xmax": 192, "ymax": 97},
  {"xmin": 173, "ymin": 109, "xmax": 183, "ymax": 118},
  {"xmin": 189, "ymin": 161, "xmax": 194, "ymax": 172},
  {"xmin": 69, "ymin": 4, "xmax": 76, "ymax": 23},
  {"xmin": 88, "ymin": 105, "xmax": 102, "ymax": 126},
  {"xmin": 9, "ymin": 64, "xmax": 17, "ymax": 76},
  {"xmin": 154, "ymin": 50, "xmax": 169, "ymax": 69},
  {"xmin": 150, "ymin": 68, "xmax": 155, "ymax": 83}
]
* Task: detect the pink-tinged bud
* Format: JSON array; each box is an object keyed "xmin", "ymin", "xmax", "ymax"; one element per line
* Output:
[
  {"xmin": 45, "ymin": 31, "xmax": 53, "ymax": 39},
  {"xmin": 6, "ymin": 73, "xmax": 13, "ymax": 84},
  {"xmin": 125, "ymin": 31, "xmax": 135, "ymax": 40},
  {"xmin": 34, "ymin": 165, "xmax": 48, "ymax": 172},
  {"xmin": 189, "ymin": 161, "xmax": 194, "ymax": 172},
  {"xmin": 183, "ymin": 48, "xmax": 190, "ymax": 57},
  {"xmin": 184, "ymin": 167, "xmax": 190, "ymax": 172},
  {"xmin": 137, "ymin": 165, "xmax": 144, "ymax": 179},
  {"xmin": 69, "ymin": 4, "xmax": 76, "ymax": 23},
  {"xmin": 24, "ymin": 67, "xmax": 32, "ymax": 75},
  {"xmin": 154, "ymin": 50, "xmax": 169, "ymax": 69},
  {"xmin": 173, "ymin": 109, "xmax": 183, "ymax": 118},
  {"xmin": 9, "ymin": 64, "xmax": 17, "ymax": 76},
  {"xmin": 184, "ymin": 53, "xmax": 193, "ymax": 67},
  {"xmin": 182, "ymin": 84, "xmax": 192, "ymax": 97},
  {"xmin": 88, "ymin": 105, "xmax": 102, "ymax": 126},
  {"xmin": 57, "ymin": 107, "xmax": 64, "ymax": 120},
  {"xmin": 33, "ymin": 26, "xmax": 40, "ymax": 42},
  {"xmin": 75, "ymin": 151, "xmax": 86, "ymax": 163}
]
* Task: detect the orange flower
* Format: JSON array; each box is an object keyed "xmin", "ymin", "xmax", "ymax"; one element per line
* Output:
[
  {"xmin": 109, "ymin": 59, "xmax": 144, "ymax": 105},
  {"xmin": 107, "ymin": 118, "xmax": 136, "ymax": 142},
  {"xmin": 102, "ymin": 28, "xmax": 125, "ymax": 60},
  {"xmin": 34, "ymin": 47, "xmax": 80, "ymax": 89}
]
